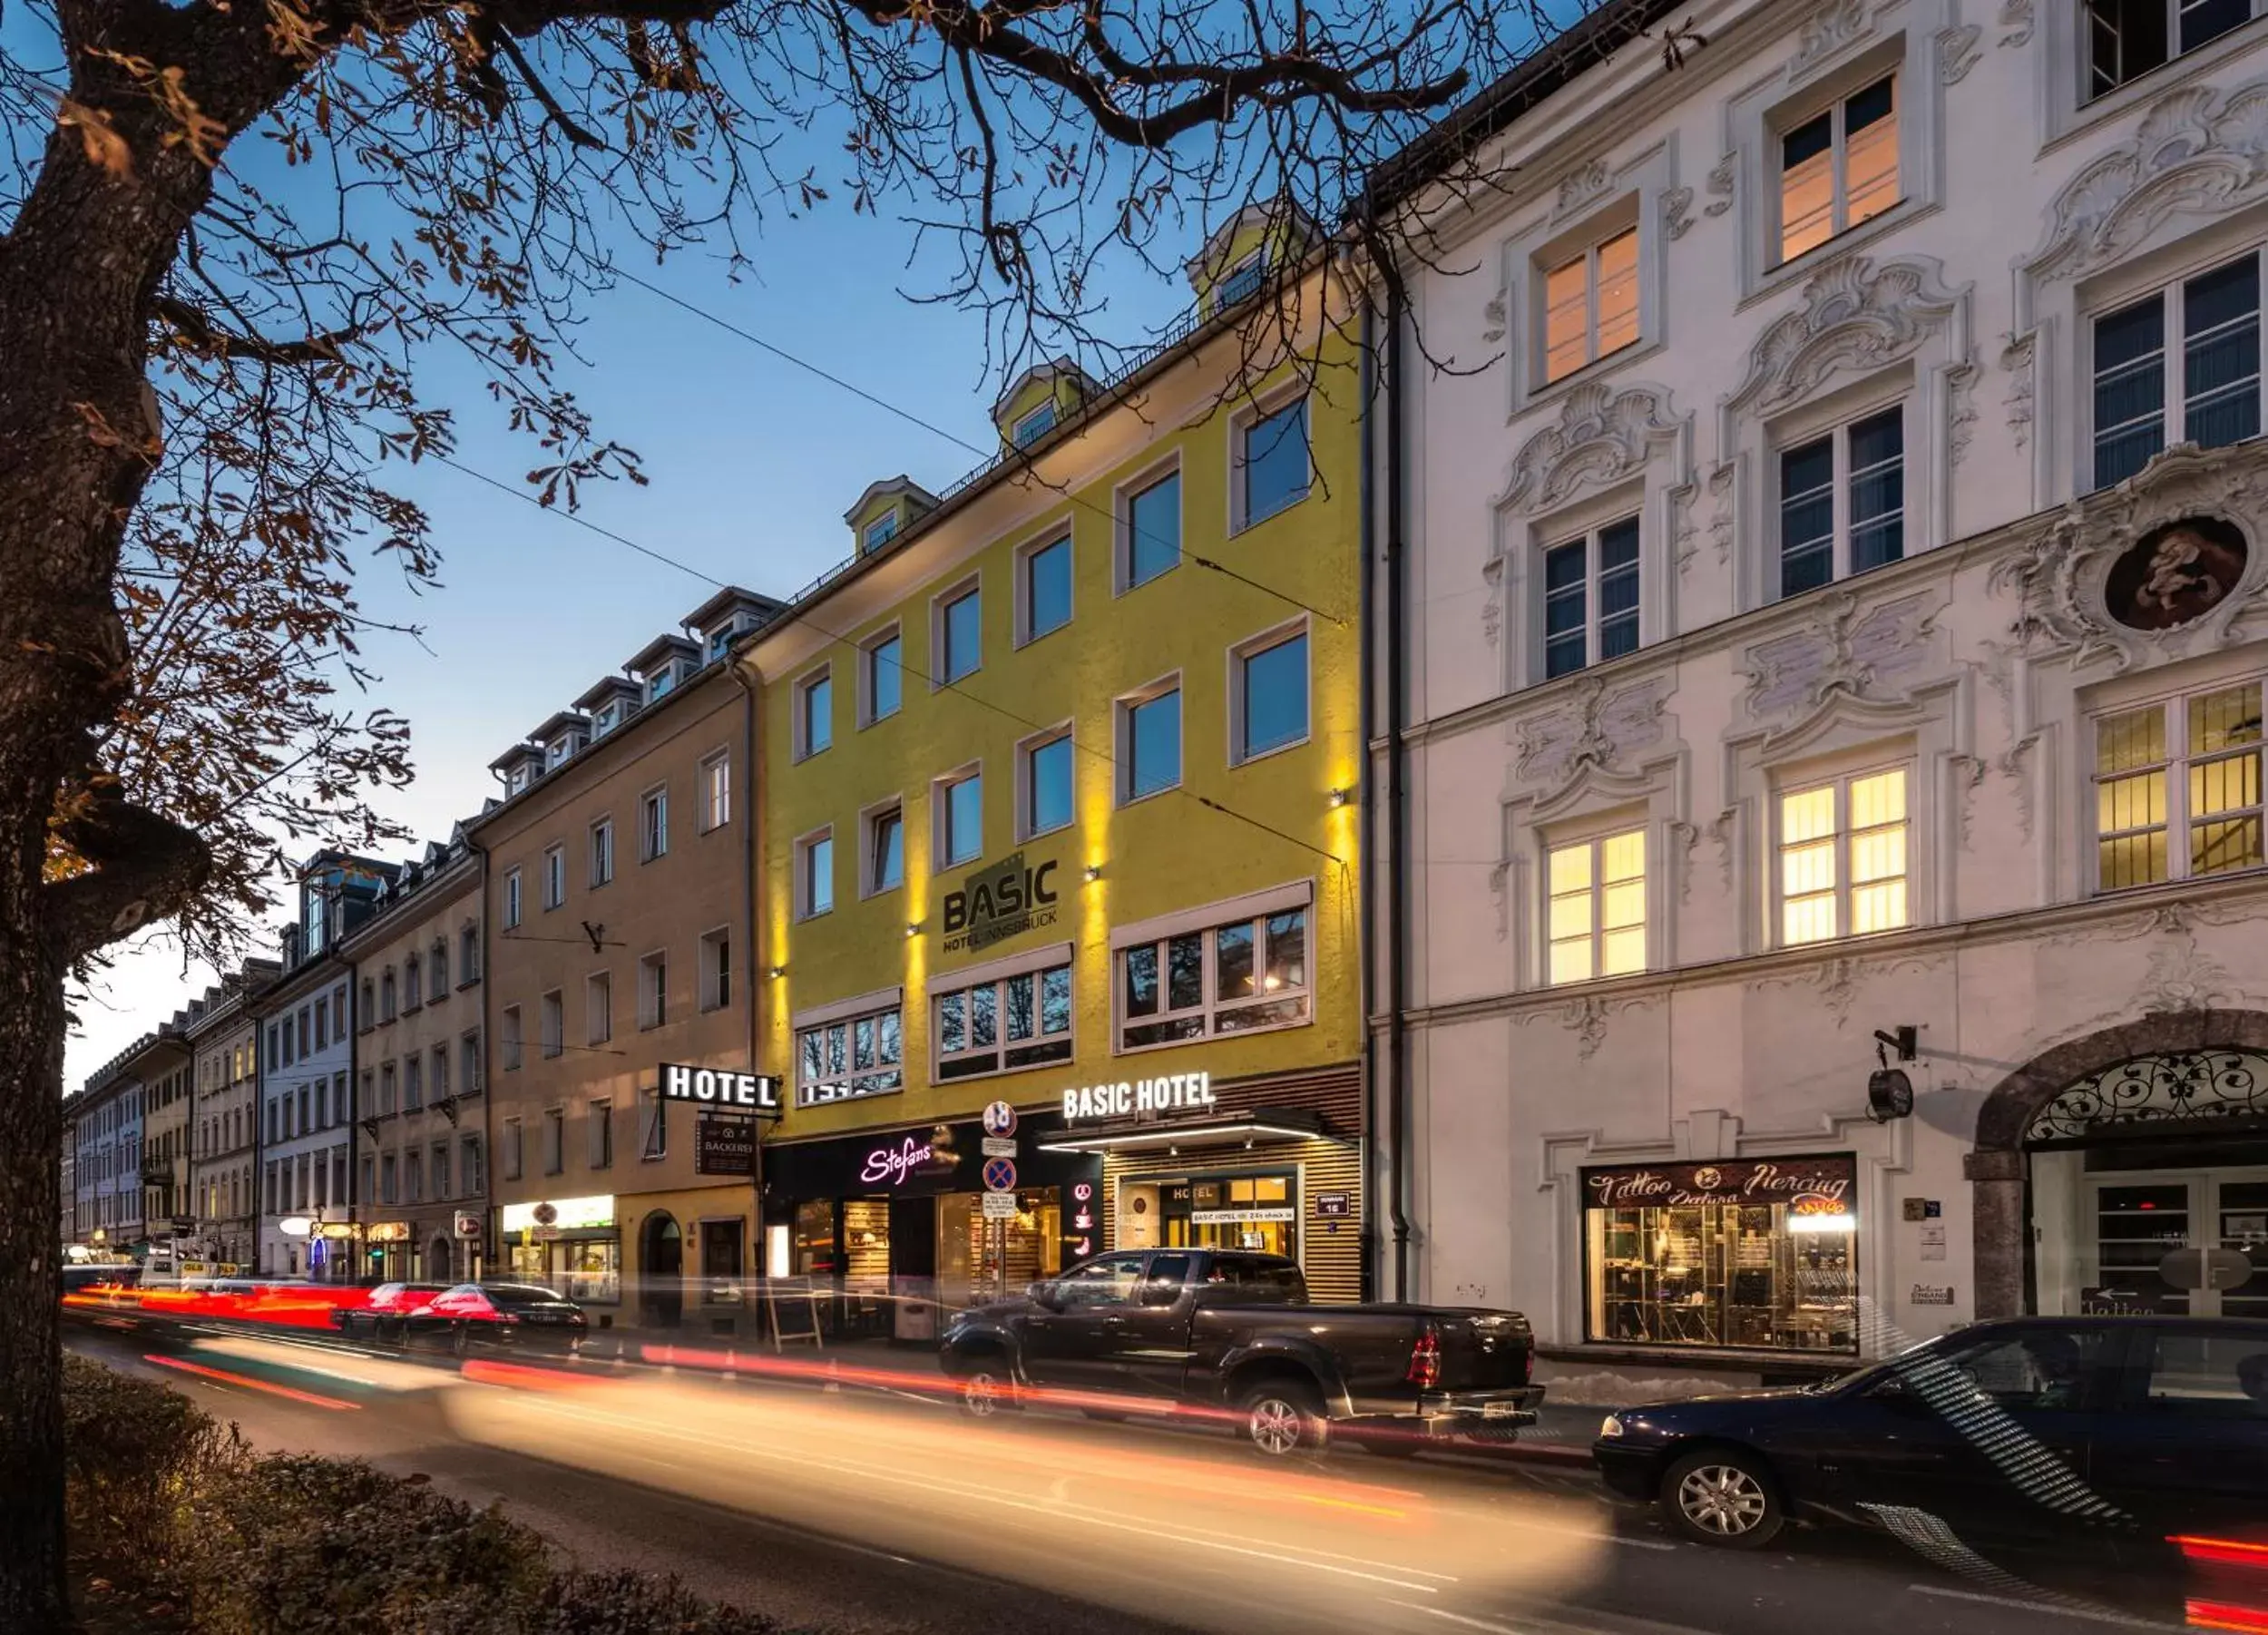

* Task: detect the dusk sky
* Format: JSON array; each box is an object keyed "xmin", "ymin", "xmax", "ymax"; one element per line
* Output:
[{"xmin": 64, "ymin": 147, "xmax": 1200, "ymax": 1087}]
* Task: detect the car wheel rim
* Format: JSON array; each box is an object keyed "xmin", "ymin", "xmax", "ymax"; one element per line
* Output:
[
  {"xmin": 1249, "ymin": 1398, "xmax": 1304, "ymax": 1454},
  {"xmin": 964, "ymin": 1373, "xmax": 1000, "ymax": 1417},
  {"xmin": 1677, "ymin": 1464, "xmax": 1768, "ymax": 1536}
]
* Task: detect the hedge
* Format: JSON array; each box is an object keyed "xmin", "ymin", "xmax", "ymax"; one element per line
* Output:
[{"xmin": 64, "ymin": 1356, "xmax": 794, "ymax": 1634}]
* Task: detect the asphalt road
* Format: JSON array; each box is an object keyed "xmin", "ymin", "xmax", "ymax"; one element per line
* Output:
[{"xmin": 63, "ymin": 1314, "xmax": 2200, "ymax": 1635}]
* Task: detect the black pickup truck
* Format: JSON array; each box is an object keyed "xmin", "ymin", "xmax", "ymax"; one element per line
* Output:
[{"xmin": 938, "ymin": 1248, "xmax": 1543, "ymax": 1456}]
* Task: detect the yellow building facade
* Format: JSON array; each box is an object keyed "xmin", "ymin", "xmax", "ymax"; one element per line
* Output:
[{"xmin": 751, "ymin": 240, "xmax": 1369, "ymax": 1330}]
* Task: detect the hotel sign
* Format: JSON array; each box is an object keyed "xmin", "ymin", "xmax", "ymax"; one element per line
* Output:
[
  {"xmin": 660, "ymin": 1063, "xmax": 781, "ymax": 1119},
  {"xmin": 943, "ymin": 850, "xmax": 1060, "ymax": 954},
  {"xmin": 1061, "ymin": 1072, "xmax": 1216, "ymax": 1123}
]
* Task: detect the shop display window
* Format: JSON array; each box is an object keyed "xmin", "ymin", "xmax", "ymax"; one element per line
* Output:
[
  {"xmin": 1583, "ymin": 1157, "xmax": 1857, "ymax": 1354},
  {"xmin": 938, "ymin": 1188, "xmax": 1062, "ymax": 1308},
  {"xmin": 1159, "ymin": 1170, "xmax": 1298, "ymax": 1258},
  {"xmin": 558, "ymin": 1238, "xmax": 621, "ymax": 1305},
  {"xmin": 791, "ymin": 1198, "xmax": 836, "ymax": 1278}
]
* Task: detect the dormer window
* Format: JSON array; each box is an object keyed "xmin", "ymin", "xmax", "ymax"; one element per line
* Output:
[
  {"xmin": 708, "ymin": 627, "xmax": 734, "ymax": 662},
  {"xmin": 1218, "ymin": 253, "xmax": 1266, "ymax": 308},
  {"xmin": 648, "ymin": 667, "xmax": 676, "ymax": 702},
  {"xmin": 508, "ymin": 767, "xmax": 531, "ymax": 795},
  {"xmin": 595, "ymin": 703, "xmax": 620, "ymax": 736},
  {"xmin": 863, "ymin": 512, "xmax": 900, "ymax": 553},
  {"xmin": 546, "ymin": 740, "xmax": 570, "ymax": 771},
  {"xmin": 1011, "ymin": 401, "xmax": 1057, "ymax": 448}
]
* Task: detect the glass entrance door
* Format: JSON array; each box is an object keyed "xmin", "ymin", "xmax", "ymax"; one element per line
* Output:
[{"xmin": 2084, "ymin": 1170, "xmax": 2268, "ymax": 1317}]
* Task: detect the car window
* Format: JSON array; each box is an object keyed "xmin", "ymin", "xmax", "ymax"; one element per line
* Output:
[
  {"xmin": 484, "ymin": 1285, "xmax": 565, "ymax": 1306},
  {"xmin": 370, "ymin": 1283, "xmax": 402, "ymax": 1302},
  {"xmin": 1939, "ymin": 1327, "xmax": 2109, "ymax": 1411},
  {"xmin": 1204, "ymin": 1256, "xmax": 1305, "ymax": 1300},
  {"xmin": 2131, "ymin": 1328, "xmax": 2268, "ymax": 1420},
  {"xmin": 1056, "ymin": 1254, "xmax": 1146, "ymax": 1309},
  {"xmin": 1141, "ymin": 1254, "xmax": 1194, "ymax": 1302}
]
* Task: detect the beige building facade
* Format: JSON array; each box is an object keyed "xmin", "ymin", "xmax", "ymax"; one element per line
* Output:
[
  {"xmin": 343, "ymin": 836, "xmax": 488, "ymax": 1284},
  {"xmin": 472, "ymin": 587, "xmax": 778, "ymax": 1334},
  {"xmin": 186, "ymin": 963, "xmax": 274, "ymax": 1272}
]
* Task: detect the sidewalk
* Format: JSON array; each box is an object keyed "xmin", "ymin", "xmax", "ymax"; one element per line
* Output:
[{"xmin": 575, "ymin": 1325, "xmax": 1616, "ymax": 1465}]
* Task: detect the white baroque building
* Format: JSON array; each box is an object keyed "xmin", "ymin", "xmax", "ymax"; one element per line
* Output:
[{"xmin": 1369, "ymin": 0, "xmax": 2268, "ymax": 1384}]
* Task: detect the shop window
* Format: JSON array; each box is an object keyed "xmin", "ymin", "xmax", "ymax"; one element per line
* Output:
[
  {"xmin": 1161, "ymin": 1173, "xmax": 1299, "ymax": 1258},
  {"xmin": 559, "ymin": 1239, "xmax": 621, "ymax": 1305},
  {"xmin": 2094, "ymin": 679, "xmax": 2264, "ymax": 889},
  {"xmin": 796, "ymin": 1004, "xmax": 904, "ymax": 1107},
  {"xmin": 2087, "ymin": 0, "xmax": 2259, "ymax": 98},
  {"xmin": 935, "ymin": 963, "xmax": 1072, "ymax": 1081},
  {"xmin": 1546, "ymin": 827, "xmax": 1647, "ymax": 984},
  {"xmin": 1119, "ymin": 905, "xmax": 1309, "ymax": 1049},
  {"xmin": 2091, "ymin": 250, "xmax": 2261, "ymax": 492},
  {"xmin": 1542, "ymin": 224, "xmax": 1639, "ymax": 383},
  {"xmin": 1776, "ymin": 74, "xmax": 1899, "ymax": 264},
  {"xmin": 1584, "ymin": 1158, "xmax": 1858, "ymax": 1352},
  {"xmin": 1778, "ymin": 766, "xmax": 1910, "ymax": 945}
]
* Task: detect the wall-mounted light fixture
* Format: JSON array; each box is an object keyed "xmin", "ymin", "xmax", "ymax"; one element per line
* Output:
[
  {"xmin": 1328, "ymin": 788, "xmax": 1351, "ymax": 808},
  {"xmin": 905, "ymin": 922, "xmax": 920, "ymax": 938},
  {"xmin": 767, "ymin": 965, "xmax": 786, "ymax": 980},
  {"xmin": 1083, "ymin": 865, "xmax": 1102, "ymax": 884}
]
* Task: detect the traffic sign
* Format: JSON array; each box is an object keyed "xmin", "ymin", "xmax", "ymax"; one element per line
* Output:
[
  {"xmin": 982, "ymin": 1191, "xmax": 1020, "ymax": 1220},
  {"xmin": 981, "ymin": 1136, "xmax": 1018, "ymax": 1159},
  {"xmin": 982, "ymin": 1156, "xmax": 1018, "ymax": 1192},
  {"xmin": 982, "ymin": 1101, "xmax": 1019, "ymax": 1137}
]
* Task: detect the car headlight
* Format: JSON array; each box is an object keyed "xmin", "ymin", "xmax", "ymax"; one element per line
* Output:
[{"xmin": 1599, "ymin": 1415, "xmax": 1625, "ymax": 1438}]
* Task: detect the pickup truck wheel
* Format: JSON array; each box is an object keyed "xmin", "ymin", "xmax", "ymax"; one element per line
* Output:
[
  {"xmin": 1660, "ymin": 1448, "xmax": 1784, "ymax": 1549},
  {"xmin": 958, "ymin": 1366, "xmax": 1009, "ymax": 1418},
  {"xmin": 1240, "ymin": 1380, "xmax": 1328, "ymax": 1457}
]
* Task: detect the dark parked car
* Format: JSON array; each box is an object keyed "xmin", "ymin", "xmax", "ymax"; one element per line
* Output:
[
  {"xmin": 939, "ymin": 1248, "xmax": 1542, "ymax": 1456},
  {"xmin": 331, "ymin": 1282, "xmax": 450, "ymax": 1346},
  {"xmin": 403, "ymin": 1283, "xmax": 588, "ymax": 1356},
  {"xmin": 1593, "ymin": 1316, "xmax": 2268, "ymax": 1562}
]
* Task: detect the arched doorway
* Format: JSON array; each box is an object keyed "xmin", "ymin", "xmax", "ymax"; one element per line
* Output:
[
  {"xmin": 640, "ymin": 1211, "xmax": 683, "ymax": 1328},
  {"xmin": 428, "ymin": 1235, "xmax": 454, "ymax": 1284},
  {"xmin": 1969, "ymin": 1010, "xmax": 2268, "ymax": 1318}
]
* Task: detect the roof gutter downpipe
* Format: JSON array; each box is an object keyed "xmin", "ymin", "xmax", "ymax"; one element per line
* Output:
[{"xmin": 1383, "ymin": 244, "xmax": 1413, "ymax": 1301}]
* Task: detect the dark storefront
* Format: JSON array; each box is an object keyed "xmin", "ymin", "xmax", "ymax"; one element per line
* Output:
[{"xmin": 762, "ymin": 1111, "xmax": 1101, "ymax": 1341}]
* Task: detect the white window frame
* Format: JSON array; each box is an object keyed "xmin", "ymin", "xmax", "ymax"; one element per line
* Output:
[
  {"xmin": 502, "ymin": 868, "xmax": 522, "ymax": 931},
  {"xmin": 1227, "ymin": 620, "xmax": 1312, "ymax": 767},
  {"xmin": 934, "ymin": 578, "xmax": 982, "ymax": 688},
  {"xmin": 700, "ymin": 749, "xmax": 732, "ymax": 832},
  {"xmin": 795, "ymin": 826, "xmax": 836, "ymax": 921},
  {"xmin": 932, "ymin": 941, "xmax": 1076, "ymax": 1084},
  {"xmin": 1114, "ymin": 453, "xmax": 1183, "ymax": 594},
  {"xmin": 1230, "ymin": 390, "xmax": 1312, "ymax": 534},
  {"xmin": 1541, "ymin": 821, "xmax": 1650, "ymax": 987},
  {"xmin": 793, "ymin": 666, "xmax": 834, "ymax": 762},
  {"xmin": 1770, "ymin": 69, "xmax": 1903, "ymax": 270},
  {"xmin": 793, "ymin": 987, "xmax": 907, "ymax": 1108},
  {"xmin": 1109, "ymin": 881, "xmax": 1315, "ymax": 1053},
  {"xmin": 699, "ymin": 925, "xmax": 732, "ymax": 1013},
  {"xmin": 1766, "ymin": 386, "xmax": 1913, "ymax": 603},
  {"xmin": 860, "ymin": 623, "xmax": 905, "ymax": 726},
  {"xmin": 1774, "ymin": 759, "xmax": 1916, "ymax": 948},
  {"xmin": 2085, "ymin": 246, "xmax": 2264, "ymax": 495},
  {"xmin": 1015, "ymin": 530, "xmax": 1075, "ymax": 648},
  {"xmin": 640, "ymin": 784, "xmax": 670, "ymax": 862},
  {"xmin": 1012, "ymin": 398, "xmax": 1057, "ymax": 446},
  {"xmin": 543, "ymin": 844, "xmax": 566, "ymax": 911},
  {"xmin": 934, "ymin": 763, "xmax": 984, "ymax": 869},
  {"xmin": 2089, "ymin": 673, "xmax": 2267, "ymax": 894},
  {"xmin": 589, "ymin": 818, "xmax": 615, "ymax": 888},
  {"xmin": 1016, "ymin": 723, "xmax": 1077, "ymax": 842},
  {"xmin": 863, "ymin": 510, "xmax": 900, "ymax": 553},
  {"xmin": 638, "ymin": 950, "xmax": 669, "ymax": 1032},
  {"xmin": 586, "ymin": 971, "xmax": 612, "ymax": 1046},
  {"xmin": 1536, "ymin": 212, "xmax": 1641, "ymax": 390},
  {"xmin": 1116, "ymin": 673, "xmax": 1183, "ymax": 807},
  {"xmin": 860, "ymin": 798, "xmax": 905, "ymax": 898},
  {"xmin": 2072, "ymin": 0, "xmax": 2268, "ymax": 113}
]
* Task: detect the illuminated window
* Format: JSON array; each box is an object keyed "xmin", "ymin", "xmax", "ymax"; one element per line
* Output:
[
  {"xmin": 1778, "ymin": 75, "xmax": 1899, "ymax": 263},
  {"xmin": 2095, "ymin": 680, "xmax": 2264, "ymax": 890},
  {"xmin": 1779, "ymin": 767, "xmax": 1910, "ymax": 945},
  {"xmin": 1542, "ymin": 226, "xmax": 1639, "ymax": 383},
  {"xmin": 1546, "ymin": 827, "xmax": 1647, "ymax": 984}
]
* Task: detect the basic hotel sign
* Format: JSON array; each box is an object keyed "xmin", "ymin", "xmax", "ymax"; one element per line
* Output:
[{"xmin": 1061, "ymin": 1072, "xmax": 1216, "ymax": 1122}]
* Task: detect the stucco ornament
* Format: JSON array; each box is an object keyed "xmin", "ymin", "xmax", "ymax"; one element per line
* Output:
[
  {"xmin": 1793, "ymin": 0, "xmax": 1867, "ymax": 74},
  {"xmin": 1725, "ymin": 255, "xmax": 1969, "ymax": 419},
  {"xmin": 2000, "ymin": 332, "xmax": 2037, "ymax": 452},
  {"xmin": 1741, "ymin": 589, "xmax": 1940, "ymax": 719},
  {"xmin": 1997, "ymin": 0, "xmax": 2033, "ymax": 48},
  {"xmin": 1937, "ymin": 24, "xmax": 1982, "ymax": 83},
  {"xmin": 1989, "ymin": 443, "xmax": 2268, "ymax": 671},
  {"xmin": 1661, "ymin": 185, "xmax": 1696, "ymax": 241},
  {"xmin": 1513, "ymin": 672, "xmax": 1673, "ymax": 794},
  {"xmin": 1704, "ymin": 155, "xmax": 1736, "ymax": 218},
  {"xmin": 2023, "ymin": 81, "xmax": 2268, "ymax": 287},
  {"xmin": 1497, "ymin": 381, "xmax": 1686, "ymax": 513},
  {"xmin": 1513, "ymin": 991, "xmax": 1657, "ymax": 1061},
  {"xmin": 1555, "ymin": 159, "xmax": 1613, "ymax": 219}
]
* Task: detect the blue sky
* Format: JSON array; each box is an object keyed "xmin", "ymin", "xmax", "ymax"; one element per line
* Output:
[{"xmin": 63, "ymin": 131, "xmax": 1201, "ymax": 1086}]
